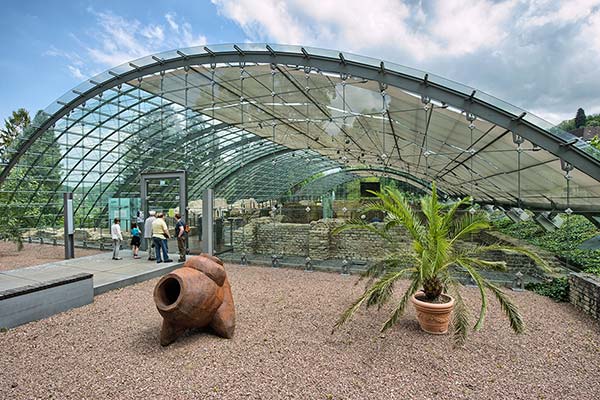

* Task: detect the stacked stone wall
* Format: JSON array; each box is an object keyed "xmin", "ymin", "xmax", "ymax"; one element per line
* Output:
[
  {"xmin": 475, "ymin": 230, "xmax": 564, "ymax": 276},
  {"xmin": 232, "ymin": 218, "xmax": 410, "ymax": 260},
  {"xmin": 231, "ymin": 223, "xmax": 256, "ymax": 254},
  {"xmin": 253, "ymin": 223, "xmax": 310, "ymax": 256},
  {"xmin": 330, "ymin": 225, "xmax": 410, "ymax": 260},
  {"xmin": 231, "ymin": 219, "xmax": 563, "ymax": 276},
  {"xmin": 569, "ymin": 273, "xmax": 600, "ymax": 320},
  {"xmin": 308, "ymin": 221, "xmax": 332, "ymax": 259}
]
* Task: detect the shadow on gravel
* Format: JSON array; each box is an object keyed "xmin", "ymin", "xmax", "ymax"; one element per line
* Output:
[{"xmin": 129, "ymin": 324, "xmax": 163, "ymax": 355}]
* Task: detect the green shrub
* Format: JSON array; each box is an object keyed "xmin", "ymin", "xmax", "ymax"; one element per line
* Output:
[
  {"xmin": 493, "ymin": 215, "xmax": 600, "ymax": 274},
  {"xmin": 584, "ymin": 266, "xmax": 600, "ymax": 276},
  {"xmin": 525, "ymin": 278, "xmax": 570, "ymax": 302}
]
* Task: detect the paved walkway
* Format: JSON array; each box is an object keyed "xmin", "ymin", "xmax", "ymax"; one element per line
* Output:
[{"xmin": 0, "ymin": 250, "xmax": 184, "ymax": 296}]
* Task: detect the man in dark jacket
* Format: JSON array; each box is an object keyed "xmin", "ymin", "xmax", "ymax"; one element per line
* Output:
[{"xmin": 174, "ymin": 213, "xmax": 187, "ymax": 262}]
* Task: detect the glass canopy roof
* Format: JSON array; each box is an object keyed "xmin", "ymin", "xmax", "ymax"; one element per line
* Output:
[{"xmin": 1, "ymin": 43, "xmax": 599, "ymax": 229}]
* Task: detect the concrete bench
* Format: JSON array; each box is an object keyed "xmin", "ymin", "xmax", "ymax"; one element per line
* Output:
[{"xmin": 0, "ymin": 273, "xmax": 93, "ymax": 329}]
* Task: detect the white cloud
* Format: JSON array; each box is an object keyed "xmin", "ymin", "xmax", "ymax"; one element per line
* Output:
[
  {"xmin": 165, "ymin": 12, "xmax": 179, "ymax": 32},
  {"xmin": 47, "ymin": 10, "xmax": 207, "ymax": 77},
  {"xmin": 42, "ymin": 2, "xmax": 600, "ymax": 122},
  {"xmin": 578, "ymin": 5, "xmax": 600, "ymax": 54},
  {"xmin": 212, "ymin": 0, "xmax": 600, "ymax": 123},
  {"xmin": 141, "ymin": 25, "xmax": 165, "ymax": 42},
  {"xmin": 519, "ymin": 0, "xmax": 600, "ymax": 27},
  {"xmin": 67, "ymin": 65, "xmax": 85, "ymax": 80},
  {"xmin": 211, "ymin": 0, "xmax": 520, "ymax": 59},
  {"xmin": 429, "ymin": 0, "xmax": 517, "ymax": 55},
  {"xmin": 213, "ymin": 0, "xmax": 307, "ymax": 44}
]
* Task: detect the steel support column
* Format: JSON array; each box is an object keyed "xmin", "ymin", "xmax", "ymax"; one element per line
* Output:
[
  {"xmin": 63, "ymin": 192, "xmax": 74, "ymax": 259},
  {"xmin": 202, "ymin": 188, "xmax": 214, "ymax": 255}
]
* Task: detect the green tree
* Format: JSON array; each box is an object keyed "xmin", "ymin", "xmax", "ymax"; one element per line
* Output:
[
  {"xmin": 575, "ymin": 108, "xmax": 587, "ymax": 128},
  {"xmin": 557, "ymin": 118, "xmax": 575, "ymax": 132},
  {"xmin": 0, "ymin": 108, "xmax": 30, "ymax": 160},
  {"xmin": 0, "ymin": 109, "xmax": 63, "ymax": 248},
  {"xmin": 586, "ymin": 113, "xmax": 600, "ymax": 127}
]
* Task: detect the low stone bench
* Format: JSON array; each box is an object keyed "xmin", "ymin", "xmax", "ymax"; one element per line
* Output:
[{"xmin": 0, "ymin": 273, "xmax": 93, "ymax": 329}]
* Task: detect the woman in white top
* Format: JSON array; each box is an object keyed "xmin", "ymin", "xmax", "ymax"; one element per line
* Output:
[{"xmin": 111, "ymin": 218, "xmax": 124, "ymax": 260}]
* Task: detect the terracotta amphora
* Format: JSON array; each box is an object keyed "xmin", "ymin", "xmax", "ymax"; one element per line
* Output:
[{"xmin": 153, "ymin": 254, "xmax": 235, "ymax": 346}]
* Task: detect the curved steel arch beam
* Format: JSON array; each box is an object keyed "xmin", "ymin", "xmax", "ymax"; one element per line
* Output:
[
  {"xmin": 3, "ymin": 86, "xmax": 144, "ymax": 206},
  {"xmin": 287, "ymin": 165, "xmax": 451, "ymax": 198},
  {"xmin": 2, "ymin": 43, "xmax": 599, "ymax": 197},
  {"xmin": 294, "ymin": 173, "xmax": 360, "ymax": 197},
  {"xmin": 88, "ymin": 138, "xmax": 285, "ymax": 226},
  {"xmin": 213, "ymin": 149, "xmax": 296, "ymax": 200},
  {"xmin": 188, "ymin": 143, "xmax": 290, "ymax": 199},
  {"xmin": 224, "ymin": 157, "xmax": 341, "ymax": 201},
  {"xmin": 23, "ymin": 101, "xmax": 192, "ymax": 219},
  {"xmin": 73, "ymin": 122, "xmax": 242, "ymax": 226},
  {"xmin": 109, "ymin": 141, "xmax": 291, "ymax": 223},
  {"xmin": 34, "ymin": 104, "xmax": 219, "ymax": 227},
  {"xmin": 116, "ymin": 139, "xmax": 283, "ymax": 205},
  {"xmin": 292, "ymin": 169, "xmax": 434, "ymax": 198},
  {"xmin": 216, "ymin": 152, "xmax": 342, "ymax": 202},
  {"xmin": 79, "ymin": 127, "xmax": 260, "ymax": 226}
]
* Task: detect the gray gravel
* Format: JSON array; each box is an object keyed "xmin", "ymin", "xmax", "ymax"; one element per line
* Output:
[
  {"xmin": 1, "ymin": 264, "xmax": 599, "ymax": 399},
  {"xmin": 0, "ymin": 242, "xmax": 103, "ymax": 271}
]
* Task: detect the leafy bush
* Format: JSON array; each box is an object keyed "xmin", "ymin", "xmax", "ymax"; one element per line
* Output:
[
  {"xmin": 493, "ymin": 215, "xmax": 600, "ymax": 274},
  {"xmin": 584, "ymin": 266, "xmax": 600, "ymax": 276},
  {"xmin": 525, "ymin": 278, "xmax": 570, "ymax": 302}
]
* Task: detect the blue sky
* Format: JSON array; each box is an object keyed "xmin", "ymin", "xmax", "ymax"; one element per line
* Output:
[{"xmin": 2, "ymin": 0, "xmax": 600, "ymax": 125}]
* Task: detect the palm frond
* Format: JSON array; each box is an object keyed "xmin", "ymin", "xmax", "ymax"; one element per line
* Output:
[
  {"xmin": 332, "ymin": 290, "xmax": 374, "ymax": 332},
  {"xmin": 358, "ymin": 260, "xmax": 388, "ymax": 283},
  {"xmin": 377, "ymin": 187, "xmax": 426, "ymax": 244},
  {"xmin": 456, "ymin": 259, "xmax": 488, "ymax": 331},
  {"xmin": 440, "ymin": 196, "xmax": 472, "ymax": 232},
  {"xmin": 332, "ymin": 268, "xmax": 415, "ymax": 331},
  {"xmin": 366, "ymin": 268, "xmax": 416, "ymax": 309},
  {"xmin": 331, "ymin": 181, "xmax": 539, "ymax": 344},
  {"xmin": 461, "ymin": 257, "xmax": 508, "ymax": 271},
  {"xmin": 466, "ymin": 244, "xmax": 551, "ymax": 273},
  {"xmin": 359, "ymin": 257, "xmax": 415, "ymax": 285},
  {"xmin": 448, "ymin": 280, "xmax": 470, "ymax": 347},
  {"xmin": 449, "ymin": 213, "xmax": 490, "ymax": 244},
  {"xmin": 380, "ymin": 275, "xmax": 421, "ymax": 331},
  {"xmin": 483, "ymin": 281, "xmax": 524, "ymax": 334}
]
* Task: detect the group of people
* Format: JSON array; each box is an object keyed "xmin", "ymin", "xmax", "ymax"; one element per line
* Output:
[{"xmin": 110, "ymin": 211, "xmax": 188, "ymax": 263}]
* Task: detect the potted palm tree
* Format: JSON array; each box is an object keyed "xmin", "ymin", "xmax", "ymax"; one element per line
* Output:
[{"xmin": 332, "ymin": 183, "xmax": 549, "ymax": 346}]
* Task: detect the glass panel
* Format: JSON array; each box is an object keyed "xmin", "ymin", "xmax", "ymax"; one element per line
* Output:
[{"xmin": 5, "ymin": 48, "xmax": 600, "ymax": 249}]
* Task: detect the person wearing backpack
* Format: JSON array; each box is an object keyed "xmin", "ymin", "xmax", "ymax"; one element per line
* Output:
[
  {"xmin": 130, "ymin": 222, "xmax": 141, "ymax": 259},
  {"xmin": 174, "ymin": 213, "xmax": 187, "ymax": 262}
]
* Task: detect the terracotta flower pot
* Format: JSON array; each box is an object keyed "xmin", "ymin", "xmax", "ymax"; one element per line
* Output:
[{"xmin": 411, "ymin": 291, "xmax": 455, "ymax": 335}]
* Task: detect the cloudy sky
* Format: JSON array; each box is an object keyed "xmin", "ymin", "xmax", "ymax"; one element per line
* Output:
[{"xmin": 1, "ymin": 0, "xmax": 599, "ymax": 125}]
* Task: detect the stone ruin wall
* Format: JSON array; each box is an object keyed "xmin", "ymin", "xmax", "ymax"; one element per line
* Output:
[
  {"xmin": 233, "ymin": 218, "xmax": 412, "ymax": 261},
  {"xmin": 233, "ymin": 219, "xmax": 560, "ymax": 277}
]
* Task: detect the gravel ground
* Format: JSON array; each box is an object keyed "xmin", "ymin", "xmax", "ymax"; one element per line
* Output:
[
  {"xmin": 1, "ymin": 264, "xmax": 599, "ymax": 399},
  {"xmin": 0, "ymin": 242, "xmax": 104, "ymax": 271}
]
